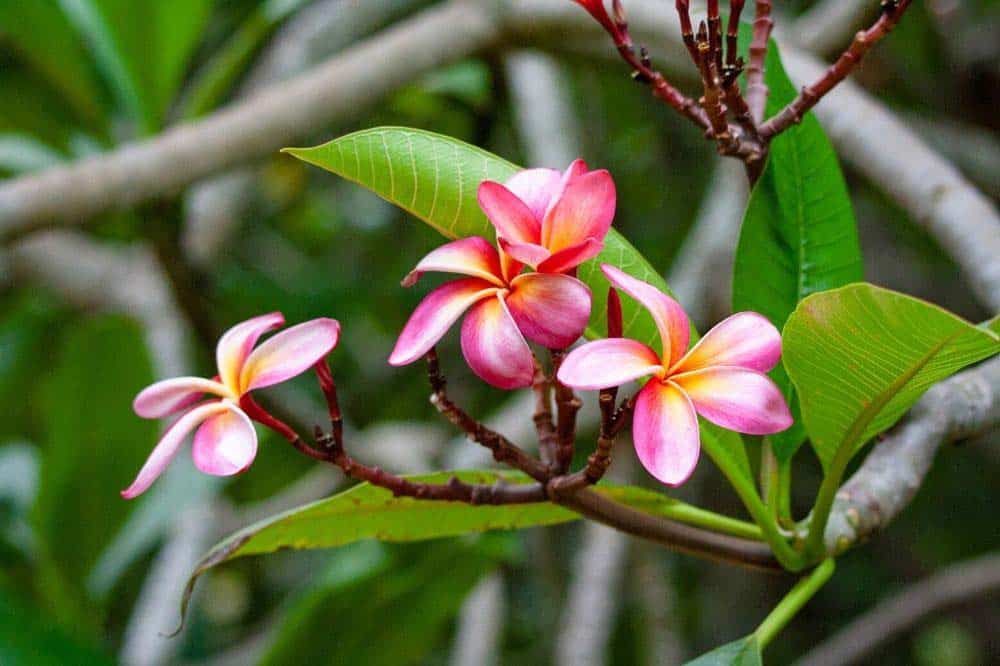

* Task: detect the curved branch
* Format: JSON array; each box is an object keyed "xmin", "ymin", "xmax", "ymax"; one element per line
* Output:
[
  {"xmin": 0, "ymin": 0, "xmax": 501, "ymax": 240},
  {"xmin": 552, "ymin": 487, "xmax": 782, "ymax": 572},
  {"xmin": 795, "ymin": 552, "xmax": 1000, "ymax": 666}
]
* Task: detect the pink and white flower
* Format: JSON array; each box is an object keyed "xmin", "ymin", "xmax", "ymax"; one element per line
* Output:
[
  {"xmin": 389, "ymin": 236, "xmax": 592, "ymax": 389},
  {"xmin": 557, "ymin": 265, "xmax": 792, "ymax": 486},
  {"xmin": 123, "ymin": 313, "xmax": 341, "ymax": 498},
  {"xmin": 477, "ymin": 159, "xmax": 616, "ymax": 275}
]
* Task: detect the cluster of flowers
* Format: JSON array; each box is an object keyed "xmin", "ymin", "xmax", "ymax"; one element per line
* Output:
[{"xmin": 123, "ymin": 161, "xmax": 790, "ymax": 499}]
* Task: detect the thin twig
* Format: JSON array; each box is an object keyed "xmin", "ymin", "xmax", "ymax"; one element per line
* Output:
[
  {"xmin": 426, "ymin": 350, "xmax": 551, "ymax": 481},
  {"xmin": 533, "ymin": 360, "xmax": 558, "ymax": 469},
  {"xmin": 600, "ymin": 1, "xmax": 711, "ymax": 131},
  {"xmin": 760, "ymin": 0, "xmax": 913, "ymax": 138},
  {"xmin": 551, "ymin": 350, "xmax": 581, "ymax": 474},
  {"xmin": 745, "ymin": 0, "xmax": 774, "ymax": 122}
]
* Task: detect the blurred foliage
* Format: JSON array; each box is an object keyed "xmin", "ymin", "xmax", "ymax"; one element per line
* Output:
[{"xmin": 0, "ymin": 0, "xmax": 997, "ymax": 664}]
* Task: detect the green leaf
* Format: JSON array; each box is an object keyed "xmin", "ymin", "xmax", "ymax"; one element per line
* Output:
[
  {"xmin": 0, "ymin": 0, "xmax": 104, "ymax": 129},
  {"xmin": 0, "ymin": 291, "xmax": 64, "ymax": 439},
  {"xmin": 732, "ymin": 39, "xmax": 863, "ymax": 460},
  {"xmin": 59, "ymin": 0, "xmax": 213, "ymax": 132},
  {"xmin": 178, "ymin": 0, "xmax": 312, "ymax": 119},
  {"xmin": 783, "ymin": 284, "xmax": 1000, "ymax": 469},
  {"xmin": 192, "ymin": 471, "xmax": 571, "ymax": 566},
  {"xmin": 259, "ymin": 539, "xmax": 509, "ymax": 666},
  {"xmin": 182, "ymin": 471, "xmax": 767, "ymax": 622},
  {"xmin": 33, "ymin": 315, "xmax": 158, "ymax": 599},
  {"xmin": 685, "ymin": 636, "xmax": 761, "ymax": 666}
]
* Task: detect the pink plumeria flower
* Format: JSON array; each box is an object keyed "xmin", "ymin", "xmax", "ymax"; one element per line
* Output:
[
  {"xmin": 558, "ymin": 265, "xmax": 792, "ymax": 486},
  {"xmin": 123, "ymin": 313, "xmax": 341, "ymax": 499},
  {"xmin": 389, "ymin": 236, "xmax": 591, "ymax": 389},
  {"xmin": 478, "ymin": 159, "xmax": 616, "ymax": 275}
]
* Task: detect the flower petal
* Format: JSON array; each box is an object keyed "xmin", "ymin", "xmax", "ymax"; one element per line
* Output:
[
  {"xmin": 216, "ymin": 312, "xmax": 285, "ymax": 393},
  {"xmin": 503, "ymin": 167, "xmax": 562, "ymax": 220},
  {"xmin": 499, "ymin": 246, "xmax": 525, "ymax": 283},
  {"xmin": 542, "ymin": 168, "xmax": 615, "ymax": 254},
  {"xmin": 478, "ymin": 180, "xmax": 541, "ymax": 244},
  {"xmin": 498, "ymin": 237, "xmax": 551, "ymax": 268},
  {"xmin": 672, "ymin": 367, "xmax": 793, "ymax": 435},
  {"xmin": 671, "ymin": 312, "xmax": 782, "ymax": 373},
  {"xmin": 506, "ymin": 273, "xmax": 592, "ymax": 349},
  {"xmin": 557, "ymin": 338, "xmax": 663, "ymax": 390},
  {"xmin": 191, "ymin": 405, "xmax": 258, "ymax": 476},
  {"xmin": 240, "ymin": 318, "xmax": 341, "ymax": 392},
  {"xmin": 601, "ymin": 264, "xmax": 690, "ymax": 366},
  {"xmin": 133, "ymin": 377, "xmax": 232, "ymax": 418},
  {"xmin": 536, "ymin": 237, "xmax": 604, "ymax": 274},
  {"xmin": 402, "ymin": 236, "xmax": 505, "ymax": 287},
  {"xmin": 460, "ymin": 293, "xmax": 535, "ymax": 389},
  {"xmin": 121, "ymin": 402, "xmax": 227, "ymax": 498},
  {"xmin": 389, "ymin": 278, "xmax": 498, "ymax": 366},
  {"xmin": 632, "ymin": 380, "xmax": 701, "ymax": 486}
]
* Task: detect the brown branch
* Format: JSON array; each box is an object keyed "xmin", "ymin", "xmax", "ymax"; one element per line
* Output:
[
  {"xmin": 745, "ymin": 0, "xmax": 774, "ymax": 122},
  {"xmin": 696, "ymin": 29, "xmax": 734, "ymax": 147},
  {"xmin": 426, "ymin": 350, "xmax": 551, "ymax": 482},
  {"xmin": 551, "ymin": 350, "xmax": 581, "ymax": 474},
  {"xmin": 314, "ymin": 360, "xmax": 342, "ymax": 444},
  {"xmin": 551, "ymin": 486, "xmax": 782, "ymax": 571},
  {"xmin": 706, "ymin": 0, "xmax": 723, "ymax": 74},
  {"xmin": 329, "ymin": 448, "xmax": 548, "ymax": 505},
  {"xmin": 244, "ymin": 383, "xmax": 548, "ymax": 504},
  {"xmin": 675, "ymin": 1, "xmax": 700, "ymax": 66},
  {"xmin": 598, "ymin": 2, "xmax": 711, "ymax": 131},
  {"xmin": 533, "ymin": 360, "xmax": 558, "ymax": 469},
  {"xmin": 760, "ymin": 0, "xmax": 913, "ymax": 138},
  {"xmin": 726, "ymin": 0, "xmax": 746, "ymax": 69}
]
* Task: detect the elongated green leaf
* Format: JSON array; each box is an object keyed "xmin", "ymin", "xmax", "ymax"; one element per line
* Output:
[
  {"xmin": 178, "ymin": 0, "xmax": 313, "ymax": 119},
  {"xmin": 685, "ymin": 636, "xmax": 761, "ymax": 666},
  {"xmin": 181, "ymin": 472, "xmax": 767, "ymax": 622},
  {"xmin": 0, "ymin": 1, "xmax": 104, "ymax": 129},
  {"xmin": 732, "ymin": 39, "xmax": 863, "ymax": 460},
  {"xmin": 284, "ymin": 127, "xmax": 753, "ymax": 484},
  {"xmin": 33, "ymin": 315, "xmax": 158, "ymax": 598},
  {"xmin": 59, "ymin": 0, "xmax": 212, "ymax": 132},
  {"xmin": 260, "ymin": 539, "xmax": 509, "ymax": 666},
  {"xmin": 783, "ymin": 284, "xmax": 1000, "ymax": 468}
]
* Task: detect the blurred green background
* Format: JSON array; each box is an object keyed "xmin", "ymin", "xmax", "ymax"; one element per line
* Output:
[{"xmin": 0, "ymin": 1, "xmax": 997, "ymax": 664}]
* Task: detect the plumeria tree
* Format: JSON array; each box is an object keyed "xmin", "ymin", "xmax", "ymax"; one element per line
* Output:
[
  {"xmin": 2, "ymin": 0, "xmax": 998, "ymax": 663},
  {"xmin": 108, "ymin": 4, "xmax": 999, "ymax": 661}
]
